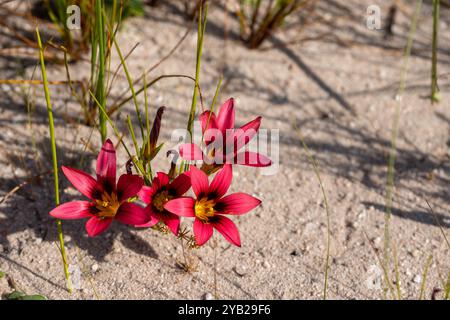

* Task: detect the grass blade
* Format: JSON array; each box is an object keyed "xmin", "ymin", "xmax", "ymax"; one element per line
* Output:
[
  {"xmin": 36, "ymin": 27, "xmax": 72, "ymax": 293},
  {"xmin": 431, "ymin": 0, "xmax": 441, "ymax": 103}
]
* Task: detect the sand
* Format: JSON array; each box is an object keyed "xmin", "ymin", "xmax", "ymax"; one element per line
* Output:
[{"xmin": 0, "ymin": 0, "xmax": 449, "ymax": 299}]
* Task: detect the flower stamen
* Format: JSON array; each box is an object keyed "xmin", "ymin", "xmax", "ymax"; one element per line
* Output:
[
  {"xmin": 153, "ymin": 190, "xmax": 173, "ymax": 212},
  {"xmin": 195, "ymin": 197, "xmax": 215, "ymax": 222},
  {"xmin": 95, "ymin": 192, "xmax": 120, "ymax": 218}
]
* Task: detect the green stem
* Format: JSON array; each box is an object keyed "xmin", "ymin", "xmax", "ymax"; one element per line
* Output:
[
  {"xmin": 187, "ymin": 1, "xmax": 208, "ymax": 141},
  {"xmin": 431, "ymin": 0, "xmax": 440, "ymax": 103},
  {"xmin": 95, "ymin": 0, "xmax": 107, "ymax": 142},
  {"xmin": 36, "ymin": 27, "xmax": 72, "ymax": 293}
]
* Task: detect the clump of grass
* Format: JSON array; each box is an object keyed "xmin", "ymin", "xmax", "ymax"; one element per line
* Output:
[
  {"xmin": 235, "ymin": 0, "xmax": 314, "ymax": 49},
  {"xmin": 34, "ymin": 0, "xmax": 144, "ymax": 60},
  {"xmin": 36, "ymin": 27, "xmax": 72, "ymax": 293}
]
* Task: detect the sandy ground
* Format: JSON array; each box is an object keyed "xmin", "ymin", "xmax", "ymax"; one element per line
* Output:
[{"xmin": 0, "ymin": 1, "xmax": 449, "ymax": 299}]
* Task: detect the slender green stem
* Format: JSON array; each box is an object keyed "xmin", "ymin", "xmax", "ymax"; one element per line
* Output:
[
  {"xmin": 202, "ymin": 76, "xmax": 222, "ymax": 146},
  {"xmin": 126, "ymin": 115, "xmax": 140, "ymax": 157},
  {"xmin": 187, "ymin": 1, "xmax": 208, "ymax": 141},
  {"xmin": 109, "ymin": 20, "xmax": 145, "ymax": 139},
  {"xmin": 36, "ymin": 27, "xmax": 72, "ymax": 293},
  {"xmin": 431, "ymin": 0, "xmax": 440, "ymax": 103},
  {"xmin": 143, "ymin": 72, "xmax": 153, "ymax": 180},
  {"xmin": 95, "ymin": 0, "xmax": 107, "ymax": 142},
  {"xmin": 384, "ymin": 0, "xmax": 422, "ymax": 298},
  {"xmin": 89, "ymin": 90, "xmax": 146, "ymax": 176}
]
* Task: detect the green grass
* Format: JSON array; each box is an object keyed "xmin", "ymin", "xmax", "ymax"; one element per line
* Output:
[
  {"xmin": 36, "ymin": 27, "xmax": 72, "ymax": 293},
  {"xmin": 431, "ymin": 0, "xmax": 441, "ymax": 103},
  {"xmin": 94, "ymin": 0, "xmax": 108, "ymax": 142},
  {"xmin": 187, "ymin": 1, "xmax": 208, "ymax": 142}
]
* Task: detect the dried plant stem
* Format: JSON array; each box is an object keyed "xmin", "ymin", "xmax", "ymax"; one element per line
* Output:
[
  {"xmin": 293, "ymin": 123, "xmax": 331, "ymax": 300},
  {"xmin": 109, "ymin": 74, "xmax": 195, "ymax": 115},
  {"xmin": 36, "ymin": 27, "xmax": 72, "ymax": 293},
  {"xmin": 419, "ymin": 255, "xmax": 433, "ymax": 300},
  {"xmin": 383, "ymin": 0, "xmax": 421, "ymax": 298},
  {"xmin": 392, "ymin": 243, "xmax": 402, "ymax": 299},
  {"xmin": 213, "ymin": 238, "xmax": 218, "ymax": 300}
]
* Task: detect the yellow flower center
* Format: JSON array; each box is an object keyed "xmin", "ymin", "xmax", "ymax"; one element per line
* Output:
[
  {"xmin": 95, "ymin": 192, "xmax": 120, "ymax": 218},
  {"xmin": 153, "ymin": 190, "xmax": 173, "ymax": 212},
  {"xmin": 195, "ymin": 197, "xmax": 215, "ymax": 222}
]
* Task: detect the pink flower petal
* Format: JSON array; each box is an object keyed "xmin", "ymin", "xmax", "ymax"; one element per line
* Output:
[
  {"xmin": 189, "ymin": 165, "xmax": 209, "ymax": 197},
  {"xmin": 169, "ymin": 172, "xmax": 191, "ymax": 196},
  {"xmin": 61, "ymin": 166, "xmax": 98, "ymax": 200},
  {"xmin": 156, "ymin": 172, "xmax": 170, "ymax": 187},
  {"xmin": 234, "ymin": 151, "xmax": 272, "ymax": 167},
  {"xmin": 179, "ymin": 143, "xmax": 204, "ymax": 161},
  {"xmin": 193, "ymin": 218, "xmax": 214, "ymax": 246},
  {"xmin": 216, "ymin": 98, "xmax": 235, "ymax": 133},
  {"xmin": 135, "ymin": 206, "xmax": 159, "ymax": 227},
  {"xmin": 115, "ymin": 202, "xmax": 150, "ymax": 225},
  {"xmin": 50, "ymin": 201, "xmax": 94, "ymax": 220},
  {"xmin": 225, "ymin": 116, "xmax": 261, "ymax": 155},
  {"xmin": 138, "ymin": 185, "xmax": 155, "ymax": 204},
  {"xmin": 96, "ymin": 139, "xmax": 116, "ymax": 191},
  {"xmin": 85, "ymin": 217, "xmax": 112, "ymax": 237},
  {"xmin": 117, "ymin": 174, "xmax": 144, "ymax": 203},
  {"xmin": 199, "ymin": 111, "xmax": 218, "ymax": 133},
  {"xmin": 164, "ymin": 197, "xmax": 195, "ymax": 217},
  {"xmin": 211, "ymin": 215, "xmax": 241, "ymax": 247},
  {"xmin": 161, "ymin": 212, "xmax": 181, "ymax": 236},
  {"xmin": 208, "ymin": 164, "xmax": 232, "ymax": 199},
  {"xmin": 216, "ymin": 192, "xmax": 261, "ymax": 215}
]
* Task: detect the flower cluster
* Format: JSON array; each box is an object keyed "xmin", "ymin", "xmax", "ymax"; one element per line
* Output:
[{"xmin": 50, "ymin": 99, "xmax": 270, "ymax": 247}]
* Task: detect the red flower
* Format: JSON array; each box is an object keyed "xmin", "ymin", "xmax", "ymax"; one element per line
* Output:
[
  {"xmin": 164, "ymin": 164, "xmax": 261, "ymax": 247},
  {"xmin": 50, "ymin": 139, "xmax": 149, "ymax": 237},
  {"xmin": 137, "ymin": 172, "xmax": 191, "ymax": 236},
  {"xmin": 179, "ymin": 98, "xmax": 271, "ymax": 168}
]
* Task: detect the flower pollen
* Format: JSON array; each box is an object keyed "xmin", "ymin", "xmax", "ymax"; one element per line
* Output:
[
  {"xmin": 195, "ymin": 197, "xmax": 215, "ymax": 222},
  {"xmin": 153, "ymin": 190, "xmax": 173, "ymax": 212},
  {"xmin": 95, "ymin": 192, "xmax": 120, "ymax": 218}
]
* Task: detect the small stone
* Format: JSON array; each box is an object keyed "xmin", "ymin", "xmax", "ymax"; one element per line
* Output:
[
  {"xmin": 373, "ymin": 237, "xmax": 382, "ymax": 246},
  {"xmin": 203, "ymin": 292, "xmax": 214, "ymax": 300},
  {"xmin": 263, "ymin": 261, "xmax": 270, "ymax": 269},
  {"xmin": 34, "ymin": 238, "xmax": 42, "ymax": 245},
  {"xmin": 413, "ymin": 275, "xmax": 422, "ymax": 284},
  {"xmin": 234, "ymin": 264, "xmax": 247, "ymax": 277},
  {"xmin": 91, "ymin": 264, "xmax": 99, "ymax": 272},
  {"xmin": 64, "ymin": 235, "xmax": 72, "ymax": 243}
]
